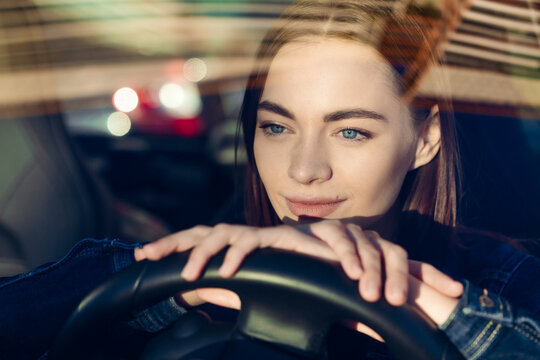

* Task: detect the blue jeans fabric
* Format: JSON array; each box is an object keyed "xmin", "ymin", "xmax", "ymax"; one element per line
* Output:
[
  {"xmin": 440, "ymin": 281, "xmax": 540, "ymax": 360},
  {"xmin": 0, "ymin": 238, "xmax": 184, "ymax": 359}
]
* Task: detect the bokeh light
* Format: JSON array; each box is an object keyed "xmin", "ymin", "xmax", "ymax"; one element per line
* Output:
[
  {"xmin": 159, "ymin": 83, "xmax": 185, "ymax": 109},
  {"xmin": 107, "ymin": 112, "xmax": 131, "ymax": 136},
  {"xmin": 173, "ymin": 117, "xmax": 203, "ymax": 138},
  {"xmin": 183, "ymin": 58, "xmax": 207, "ymax": 82},
  {"xmin": 113, "ymin": 87, "xmax": 139, "ymax": 113},
  {"xmin": 158, "ymin": 82, "xmax": 202, "ymax": 118}
]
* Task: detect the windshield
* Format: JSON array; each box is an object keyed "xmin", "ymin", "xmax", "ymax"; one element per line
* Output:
[{"xmin": 0, "ymin": 0, "xmax": 539, "ymax": 241}]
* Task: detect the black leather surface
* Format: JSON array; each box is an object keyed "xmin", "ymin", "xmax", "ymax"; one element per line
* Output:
[
  {"xmin": 0, "ymin": 116, "xmax": 116, "ymax": 273},
  {"xmin": 51, "ymin": 249, "xmax": 465, "ymax": 360}
]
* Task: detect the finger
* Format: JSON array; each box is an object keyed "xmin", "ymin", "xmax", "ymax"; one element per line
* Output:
[
  {"xmin": 219, "ymin": 229, "xmax": 260, "ymax": 277},
  {"xmin": 342, "ymin": 320, "xmax": 384, "ymax": 342},
  {"xmin": 407, "ymin": 275, "xmax": 460, "ymax": 325},
  {"xmin": 196, "ymin": 288, "xmax": 242, "ymax": 310},
  {"xmin": 376, "ymin": 237, "xmax": 409, "ymax": 306},
  {"xmin": 135, "ymin": 226, "xmax": 210, "ymax": 261},
  {"xmin": 134, "ymin": 236, "xmax": 186, "ymax": 261},
  {"xmin": 175, "ymin": 290, "xmax": 206, "ymax": 307},
  {"xmin": 266, "ymin": 226, "xmax": 337, "ymax": 262},
  {"xmin": 408, "ymin": 260, "xmax": 463, "ymax": 298},
  {"xmin": 308, "ymin": 221, "xmax": 362, "ymax": 279},
  {"xmin": 219, "ymin": 225, "xmax": 336, "ymax": 278},
  {"xmin": 181, "ymin": 225, "xmax": 234, "ymax": 281},
  {"xmin": 347, "ymin": 226, "xmax": 382, "ymax": 302}
]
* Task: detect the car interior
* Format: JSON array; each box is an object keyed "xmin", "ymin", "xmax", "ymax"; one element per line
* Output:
[{"xmin": 0, "ymin": 0, "xmax": 539, "ymax": 359}]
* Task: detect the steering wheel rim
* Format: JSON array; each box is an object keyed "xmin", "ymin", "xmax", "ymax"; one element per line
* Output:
[{"xmin": 49, "ymin": 249, "xmax": 465, "ymax": 360}]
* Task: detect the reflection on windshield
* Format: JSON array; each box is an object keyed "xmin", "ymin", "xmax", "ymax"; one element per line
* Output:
[{"xmin": 0, "ymin": 0, "xmax": 538, "ymax": 237}]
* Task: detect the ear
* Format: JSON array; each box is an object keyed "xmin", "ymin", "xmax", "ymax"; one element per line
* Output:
[{"xmin": 410, "ymin": 105, "xmax": 441, "ymax": 170}]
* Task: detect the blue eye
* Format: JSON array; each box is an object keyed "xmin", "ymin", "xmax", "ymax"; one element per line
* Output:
[
  {"xmin": 260, "ymin": 124, "xmax": 286, "ymax": 135},
  {"xmin": 341, "ymin": 129, "xmax": 360, "ymax": 139},
  {"xmin": 269, "ymin": 124, "xmax": 285, "ymax": 134}
]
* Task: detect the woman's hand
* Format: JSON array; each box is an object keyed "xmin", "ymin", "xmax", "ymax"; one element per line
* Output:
[
  {"xmin": 134, "ymin": 220, "xmax": 463, "ymax": 310},
  {"xmin": 351, "ymin": 262, "xmax": 463, "ymax": 341},
  {"xmin": 135, "ymin": 223, "xmax": 338, "ymax": 309},
  {"xmin": 134, "ymin": 220, "xmax": 410, "ymax": 304}
]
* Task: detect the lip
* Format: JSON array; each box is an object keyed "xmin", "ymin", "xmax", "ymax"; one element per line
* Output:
[{"xmin": 285, "ymin": 197, "xmax": 345, "ymax": 218}]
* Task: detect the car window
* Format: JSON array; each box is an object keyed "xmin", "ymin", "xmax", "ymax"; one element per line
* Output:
[{"xmin": 0, "ymin": 0, "xmax": 538, "ymax": 240}]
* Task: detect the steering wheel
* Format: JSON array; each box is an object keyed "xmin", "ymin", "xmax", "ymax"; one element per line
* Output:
[{"xmin": 49, "ymin": 249, "xmax": 465, "ymax": 360}]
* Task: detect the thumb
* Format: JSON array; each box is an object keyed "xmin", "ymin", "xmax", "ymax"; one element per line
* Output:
[{"xmin": 196, "ymin": 288, "xmax": 242, "ymax": 310}]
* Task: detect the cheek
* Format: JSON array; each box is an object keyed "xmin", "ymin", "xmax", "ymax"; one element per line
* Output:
[
  {"xmin": 339, "ymin": 137, "xmax": 415, "ymax": 217},
  {"xmin": 253, "ymin": 136, "xmax": 294, "ymax": 220},
  {"xmin": 253, "ymin": 135, "xmax": 286, "ymax": 199}
]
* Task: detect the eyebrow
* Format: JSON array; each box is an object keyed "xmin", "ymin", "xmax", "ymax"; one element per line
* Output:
[
  {"xmin": 324, "ymin": 109, "xmax": 387, "ymax": 122},
  {"xmin": 258, "ymin": 100, "xmax": 387, "ymax": 122},
  {"xmin": 258, "ymin": 100, "xmax": 295, "ymax": 120}
]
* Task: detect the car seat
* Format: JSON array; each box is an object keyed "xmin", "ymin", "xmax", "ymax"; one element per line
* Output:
[{"xmin": 0, "ymin": 113, "xmax": 170, "ymax": 276}]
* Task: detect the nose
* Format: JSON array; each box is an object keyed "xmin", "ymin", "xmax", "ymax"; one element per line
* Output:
[{"xmin": 288, "ymin": 138, "xmax": 332, "ymax": 185}]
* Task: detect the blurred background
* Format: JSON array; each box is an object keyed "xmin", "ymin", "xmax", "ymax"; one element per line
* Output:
[{"xmin": 0, "ymin": 0, "xmax": 539, "ymax": 275}]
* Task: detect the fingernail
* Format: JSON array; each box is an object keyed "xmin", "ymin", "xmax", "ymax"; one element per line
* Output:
[
  {"xmin": 364, "ymin": 280, "xmax": 379, "ymax": 300},
  {"xmin": 220, "ymin": 259, "xmax": 239, "ymax": 278},
  {"xmin": 351, "ymin": 262, "xmax": 362, "ymax": 278},
  {"xmin": 346, "ymin": 262, "xmax": 362, "ymax": 279},
  {"xmin": 218, "ymin": 265, "xmax": 232, "ymax": 278},
  {"xmin": 391, "ymin": 285, "xmax": 406, "ymax": 303},
  {"xmin": 181, "ymin": 263, "xmax": 195, "ymax": 280}
]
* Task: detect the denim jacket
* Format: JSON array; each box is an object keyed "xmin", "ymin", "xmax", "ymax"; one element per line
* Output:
[
  {"xmin": 438, "ymin": 231, "xmax": 540, "ymax": 359},
  {"xmin": 0, "ymin": 239, "xmax": 186, "ymax": 359},
  {"xmin": 0, "ymin": 235, "xmax": 538, "ymax": 359}
]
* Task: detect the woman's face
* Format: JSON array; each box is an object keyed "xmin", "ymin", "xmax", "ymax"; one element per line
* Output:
[{"xmin": 253, "ymin": 38, "xmax": 425, "ymax": 227}]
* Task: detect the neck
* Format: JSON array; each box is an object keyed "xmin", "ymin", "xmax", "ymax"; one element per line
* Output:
[{"xmin": 367, "ymin": 201, "xmax": 402, "ymax": 243}]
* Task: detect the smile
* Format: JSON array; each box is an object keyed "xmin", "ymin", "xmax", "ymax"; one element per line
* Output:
[{"xmin": 285, "ymin": 197, "xmax": 345, "ymax": 218}]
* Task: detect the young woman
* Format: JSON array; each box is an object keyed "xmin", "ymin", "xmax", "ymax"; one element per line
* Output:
[
  {"xmin": 1, "ymin": 1, "xmax": 538, "ymax": 359},
  {"xmin": 134, "ymin": 0, "xmax": 540, "ymax": 358}
]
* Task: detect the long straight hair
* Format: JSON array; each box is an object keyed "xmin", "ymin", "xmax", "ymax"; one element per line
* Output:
[{"xmin": 237, "ymin": 0, "xmax": 461, "ymax": 260}]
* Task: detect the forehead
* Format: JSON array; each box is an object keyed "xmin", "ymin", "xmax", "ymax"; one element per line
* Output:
[{"xmin": 261, "ymin": 38, "xmax": 402, "ymax": 116}]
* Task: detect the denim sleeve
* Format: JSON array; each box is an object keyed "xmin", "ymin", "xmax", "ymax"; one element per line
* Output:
[
  {"xmin": 94, "ymin": 240, "xmax": 188, "ymax": 333},
  {"xmin": 128, "ymin": 294, "xmax": 187, "ymax": 332},
  {"xmin": 0, "ymin": 238, "xmax": 187, "ymax": 359},
  {"xmin": 439, "ymin": 280, "xmax": 540, "ymax": 359}
]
